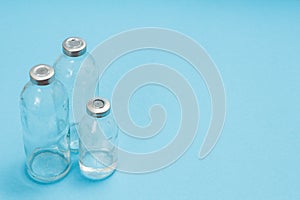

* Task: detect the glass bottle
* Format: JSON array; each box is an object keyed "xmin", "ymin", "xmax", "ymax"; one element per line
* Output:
[
  {"xmin": 53, "ymin": 37, "xmax": 98, "ymax": 153},
  {"xmin": 20, "ymin": 64, "xmax": 71, "ymax": 183},
  {"xmin": 79, "ymin": 97, "xmax": 118, "ymax": 180}
]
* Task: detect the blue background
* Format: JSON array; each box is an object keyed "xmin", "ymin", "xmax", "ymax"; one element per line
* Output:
[{"xmin": 0, "ymin": 1, "xmax": 300, "ymax": 199}]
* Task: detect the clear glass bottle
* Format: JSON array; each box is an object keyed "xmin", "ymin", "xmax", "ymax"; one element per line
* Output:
[
  {"xmin": 79, "ymin": 97, "xmax": 118, "ymax": 180},
  {"xmin": 53, "ymin": 37, "xmax": 98, "ymax": 153},
  {"xmin": 20, "ymin": 64, "xmax": 71, "ymax": 183}
]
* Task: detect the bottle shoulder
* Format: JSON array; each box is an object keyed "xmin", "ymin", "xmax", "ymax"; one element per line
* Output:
[
  {"xmin": 20, "ymin": 80, "xmax": 68, "ymax": 106},
  {"xmin": 80, "ymin": 115, "xmax": 96, "ymax": 126},
  {"xmin": 54, "ymin": 53, "xmax": 96, "ymax": 67},
  {"xmin": 53, "ymin": 53, "xmax": 97, "ymax": 81}
]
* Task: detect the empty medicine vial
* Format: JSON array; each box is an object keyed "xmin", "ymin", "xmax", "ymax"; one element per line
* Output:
[
  {"xmin": 53, "ymin": 37, "xmax": 98, "ymax": 153},
  {"xmin": 20, "ymin": 64, "xmax": 71, "ymax": 183},
  {"xmin": 79, "ymin": 97, "xmax": 118, "ymax": 180}
]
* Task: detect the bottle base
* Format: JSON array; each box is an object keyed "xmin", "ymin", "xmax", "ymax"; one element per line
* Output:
[
  {"xmin": 79, "ymin": 150, "xmax": 117, "ymax": 180},
  {"xmin": 79, "ymin": 162, "xmax": 116, "ymax": 180},
  {"xmin": 27, "ymin": 149, "xmax": 71, "ymax": 183}
]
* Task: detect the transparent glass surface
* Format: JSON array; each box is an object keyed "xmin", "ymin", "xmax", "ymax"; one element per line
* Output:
[
  {"xmin": 20, "ymin": 80, "xmax": 70, "ymax": 183},
  {"xmin": 79, "ymin": 113, "xmax": 118, "ymax": 180},
  {"xmin": 54, "ymin": 53, "xmax": 98, "ymax": 152}
]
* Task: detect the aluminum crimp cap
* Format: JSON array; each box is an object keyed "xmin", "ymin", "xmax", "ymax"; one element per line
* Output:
[
  {"xmin": 62, "ymin": 37, "xmax": 87, "ymax": 57},
  {"xmin": 87, "ymin": 97, "xmax": 111, "ymax": 118},
  {"xmin": 30, "ymin": 64, "xmax": 55, "ymax": 86}
]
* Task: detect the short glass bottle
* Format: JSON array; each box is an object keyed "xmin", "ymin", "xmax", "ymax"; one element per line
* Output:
[
  {"xmin": 53, "ymin": 37, "xmax": 98, "ymax": 153},
  {"xmin": 79, "ymin": 97, "xmax": 118, "ymax": 180},
  {"xmin": 20, "ymin": 64, "xmax": 71, "ymax": 183}
]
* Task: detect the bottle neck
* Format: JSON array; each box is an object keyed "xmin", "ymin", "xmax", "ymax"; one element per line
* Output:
[
  {"xmin": 30, "ymin": 76, "xmax": 55, "ymax": 86},
  {"xmin": 63, "ymin": 52, "xmax": 88, "ymax": 60}
]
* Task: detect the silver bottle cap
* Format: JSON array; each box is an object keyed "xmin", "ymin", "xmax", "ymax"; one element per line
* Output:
[
  {"xmin": 87, "ymin": 97, "xmax": 111, "ymax": 118},
  {"xmin": 30, "ymin": 64, "xmax": 55, "ymax": 86},
  {"xmin": 62, "ymin": 37, "xmax": 87, "ymax": 57}
]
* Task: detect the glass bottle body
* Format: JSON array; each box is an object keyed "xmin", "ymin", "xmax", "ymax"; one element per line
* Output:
[
  {"xmin": 20, "ymin": 80, "xmax": 70, "ymax": 183},
  {"xmin": 54, "ymin": 53, "xmax": 98, "ymax": 152},
  {"xmin": 79, "ymin": 113, "xmax": 118, "ymax": 180}
]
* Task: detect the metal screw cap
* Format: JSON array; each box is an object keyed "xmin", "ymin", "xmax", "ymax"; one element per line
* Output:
[
  {"xmin": 62, "ymin": 37, "xmax": 86, "ymax": 57},
  {"xmin": 86, "ymin": 97, "xmax": 111, "ymax": 118},
  {"xmin": 30, "ymin": 64, "xmax": 55, "ymax": 85}
]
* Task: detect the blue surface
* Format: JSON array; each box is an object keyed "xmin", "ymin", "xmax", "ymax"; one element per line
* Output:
[{"xmin": 1, "ymin": 1, "xmax": 300, "ymax": 199}]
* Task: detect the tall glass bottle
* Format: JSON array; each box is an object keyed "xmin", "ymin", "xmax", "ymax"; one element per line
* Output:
[
  {"xmin": 53, "ymin": 37, "xmax": 98, "ymax": 152},
  {"xmin": 20, "ymin": 64, "xmax": 71, "ymax": 183},
  {"xmin": 79, "ymin": 97, "xmax": 118, "ymax": 180}
]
